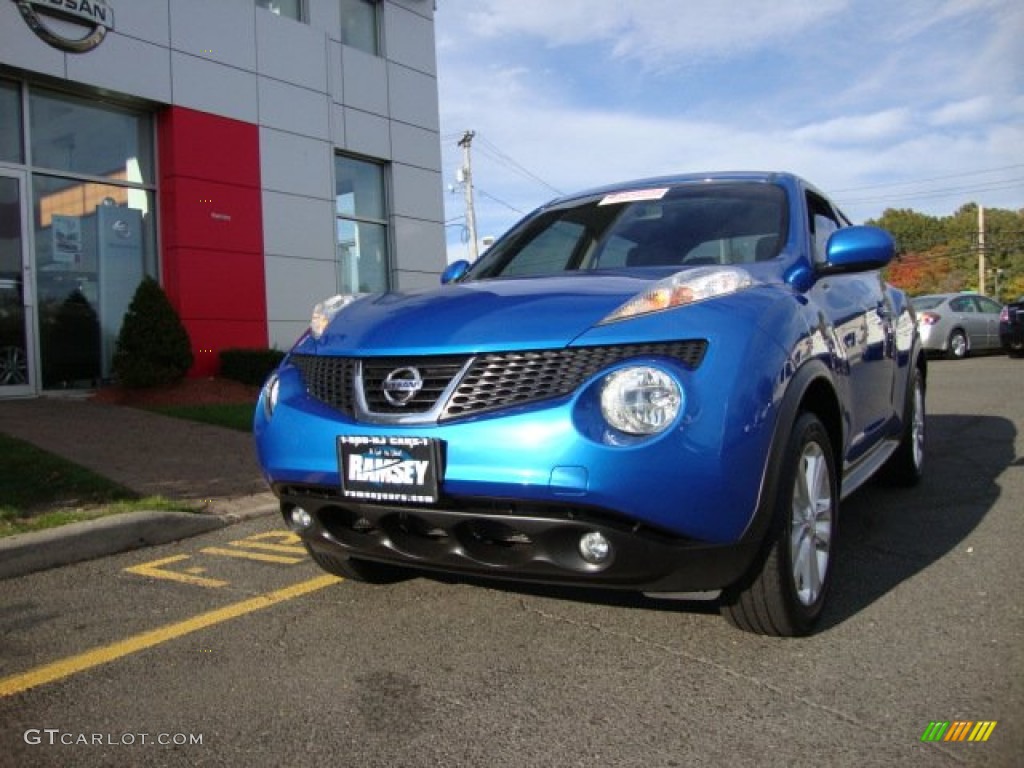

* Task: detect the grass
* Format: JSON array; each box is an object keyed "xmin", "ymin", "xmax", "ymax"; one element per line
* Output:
[
  {"xmin": 147, "ymin": 403, "xmax": 256, "ymax": 432},
  {"xmin": 0, "ymin": 432, "xmax": 195, "ymax": 538}
]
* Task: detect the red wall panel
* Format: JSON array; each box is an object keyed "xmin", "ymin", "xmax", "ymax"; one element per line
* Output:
[{"xmin": 157, "ymin": 107, "xmax": 267, "ymax": 377}]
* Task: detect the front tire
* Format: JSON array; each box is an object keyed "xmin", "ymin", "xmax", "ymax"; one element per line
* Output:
[
  {"xmin": 305, "ymin": 544, "xmax": 410, "ymax": 584},
  {"xmin": 721, "ymin": 412, "xmax": 837, "ymax": 636}
]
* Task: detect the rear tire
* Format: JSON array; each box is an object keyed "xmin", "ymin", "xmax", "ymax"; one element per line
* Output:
[
  {"xmin": 305, "ymin": 544, "xmax": 410, "ymax": 583},
  {"xmin": 721, "ymin": 413, "xmax": 837, "ymax": 636},
  {"xmin": 946, "ymin": 330, "xmax": 968, "ymax": 360},
  {"xmin": 879, "ymin": 366, "xmax": 925, "ymax": 486}
]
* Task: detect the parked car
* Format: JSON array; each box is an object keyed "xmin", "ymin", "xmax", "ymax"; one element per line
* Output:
[
  {"xmin": 1000, "ymin": 297, "xmax": 1024, "ymax": 357},
  {"xmin": 911, "ymin": 292, "xmax": 1004, "ymax": 359},
  {"xmin": 0, "ymin": 276, "xmax": 28, "ymax": 386},
  {"xmin": 254, "ymin": 171, "xmax": 926, "ymax": 637}
]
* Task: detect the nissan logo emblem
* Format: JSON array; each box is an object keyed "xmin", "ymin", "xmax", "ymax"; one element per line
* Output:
[
  {"xmin": 382, "ymin": 367, "xmax": 423, "ymax": 406},
  {"xmin": 13, "ymin": 0, "xmax": 116, "ymax": 54}
]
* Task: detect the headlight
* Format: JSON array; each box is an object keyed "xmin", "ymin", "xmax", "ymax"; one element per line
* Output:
[
  {"xmin": 310, "ymin": 294, "xmax": 362, "ymax": 339},
  {"xmin": 262, "ymin": 371, "xmax": 280, "ymax": 419},
  {"xmin": 600, "ymin": 266, "xmax": 755, "ymax": 324},
  {"xmin": 600, "ymin": 366, "xmax": 681, "ymax": 435}
]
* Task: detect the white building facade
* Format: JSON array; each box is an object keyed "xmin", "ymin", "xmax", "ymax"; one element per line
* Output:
[{"xmin": 0, "ymin": 0, "xmax": 445, "ymax": 394}]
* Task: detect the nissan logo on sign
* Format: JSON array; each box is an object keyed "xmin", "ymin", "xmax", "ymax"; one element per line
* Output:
[{"xmin": 12, "ymin": 0, "xmax": 115, "ymax": 53}]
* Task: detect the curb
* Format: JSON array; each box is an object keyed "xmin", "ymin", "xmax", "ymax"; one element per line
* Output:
[{"xmin": 0, "ymin": 497, "xmax": 279, "ymax": 581}]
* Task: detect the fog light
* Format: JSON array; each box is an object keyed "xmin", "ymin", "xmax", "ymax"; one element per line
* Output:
[
  {"xmin": 579, "ymin": 531, "xmax": 611, "ymax": 565},
  {"xmin": 290, "ymin": 506, "xmax": 313, "ymax": 530}
]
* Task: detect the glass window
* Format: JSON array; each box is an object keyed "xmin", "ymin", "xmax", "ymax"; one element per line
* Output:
[
  {"xmin": 29, "ymin": 89, "xmax": 153, "ymax": 183},
  {"xmin": 340, "ymin": 0, "xmax": 379, "ymax": 55},
  {"xmin": 807, "ymin": 193, "xmax": 840, "ymax": 264},
  {"xmin": 335, "ymin": 155, "xmax": 389, "ymax": 294},
  {"xmin": 255, "ymin": 0, "xmax": 304, "ymax": 21},
  {"xmin": 32, "ymin": 175, "xmax": 156, "ymax": 387},
  {"xmin": 1, "ymin": 80, "xmax": 23, "ymax": 164},
  {"xmin": 467, "ymin": 183, "xmax": 787, "ymax": 279}
]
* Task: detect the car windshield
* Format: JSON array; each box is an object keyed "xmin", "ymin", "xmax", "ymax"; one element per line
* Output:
[
  {"xmin": 464, "ymin": 183, "xmax": 788, "ymax": 280},
  {"xmin": 911, "ymin": 296, "xmax": 945, "ymax": 310}
]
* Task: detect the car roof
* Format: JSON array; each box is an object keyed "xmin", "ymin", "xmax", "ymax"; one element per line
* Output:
[{"xmin": 543, "ymin": 171, "xmax": 807, "ymax": 208}]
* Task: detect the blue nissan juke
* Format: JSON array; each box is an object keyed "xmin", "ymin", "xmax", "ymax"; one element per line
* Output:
[{"xmin": 254, "ymin": 171, "xmax": 926, "ymax": 636}]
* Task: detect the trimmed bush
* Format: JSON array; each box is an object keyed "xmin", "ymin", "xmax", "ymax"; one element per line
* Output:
[
  {"xmin": 112, "ymin": 277, "xmax": 193, "ymax": 388},
  {"xmin": 219, "ymin": 348, "xmax": 285, "ymax": 387}
]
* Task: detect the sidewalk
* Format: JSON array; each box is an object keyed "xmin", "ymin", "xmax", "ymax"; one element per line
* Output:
[{"xmin": 0, "ymin": 396, "xmax": 279, "ymax": 579}]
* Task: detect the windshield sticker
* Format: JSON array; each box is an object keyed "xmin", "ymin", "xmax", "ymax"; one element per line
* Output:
[{"xmin": 599, "ymin": 188, "xmax": 670, "ymax": 206}]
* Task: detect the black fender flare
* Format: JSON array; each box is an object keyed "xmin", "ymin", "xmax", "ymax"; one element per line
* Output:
[{"xmin": 737, "ymin": 358, "xmax": 842, "ymax": 552}]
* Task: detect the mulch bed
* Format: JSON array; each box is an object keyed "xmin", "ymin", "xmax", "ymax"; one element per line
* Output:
[{"xmin": 90, "ymin": 377, "xmax": 260, "ymax": 407}]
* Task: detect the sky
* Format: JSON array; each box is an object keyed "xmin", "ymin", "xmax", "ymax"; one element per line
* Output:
[{"xmin": 433, "ymin": 0, "xmax": 1024, "ymax": 262}]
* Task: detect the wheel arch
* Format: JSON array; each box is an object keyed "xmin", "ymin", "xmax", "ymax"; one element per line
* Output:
[{"xmin": 740, "ymin": 359, "xmax": 843, "ymax": 548}]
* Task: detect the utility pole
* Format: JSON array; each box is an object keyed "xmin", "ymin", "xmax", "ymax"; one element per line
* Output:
[
  {"xmin": 977, "ymin": 205, "xmax": 986, "ymax": 295},
  {"xmin": 458, "ymin": 130, "xmax": 479, "ymax": 262}
]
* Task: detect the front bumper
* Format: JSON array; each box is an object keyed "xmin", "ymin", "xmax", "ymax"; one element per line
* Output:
[{"xmin": 276, "ymin": 486, "xmax": 761, "ymax": 592}]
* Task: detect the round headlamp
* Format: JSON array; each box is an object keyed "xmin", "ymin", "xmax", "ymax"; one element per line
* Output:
[{"xmin": 600, "ymin": 366, "xmax": 681, "ymax": 435}]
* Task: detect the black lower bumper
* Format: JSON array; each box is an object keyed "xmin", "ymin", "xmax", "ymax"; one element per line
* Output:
[{"xmin": 275, "ymin": 485, "xmax": 761, "ymax": 593}]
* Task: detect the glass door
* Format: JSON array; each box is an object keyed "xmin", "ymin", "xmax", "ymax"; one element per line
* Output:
[{"xmin": 0, "ymin": 170, "xmax": 35, "ymax": 395}]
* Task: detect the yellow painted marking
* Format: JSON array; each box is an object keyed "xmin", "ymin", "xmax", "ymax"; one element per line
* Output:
[
  {"xmin": 226, "ymin": 532, "xmax": 305, "ymax": 555},
  {"xmin": 0, "ymin": 575, "xmax": 342, "ymax": 698},
  {"xmin": 200, "ymin": 547, "xmax": 304, "ymax": 565},
  {"xmin": 124, "ymin": 555, "xmax": 228, "ymax": 588}
]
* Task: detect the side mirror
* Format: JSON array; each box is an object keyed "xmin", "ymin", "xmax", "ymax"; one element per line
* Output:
[
  {"xmin": 441, "ymin": 259, "xmax": 470, "ymax": 284},
  {"xmin": 823, "ymin": 226, "xmax": 895, "ymax": 273}
]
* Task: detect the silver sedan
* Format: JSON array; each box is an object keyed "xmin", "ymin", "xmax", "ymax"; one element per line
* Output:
[{"xmin": 912, "ymin": 293, "xmax": 1004, "ymax": 359}]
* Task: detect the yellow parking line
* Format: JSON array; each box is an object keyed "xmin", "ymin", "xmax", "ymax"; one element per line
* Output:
[
  {"xmin": 199, "ymin": 547, "xmax": 304, "ymax": 564},
  {"xmin": 124, "ymin": 555, "xmax": 229, "ymax": 588},
  {"xmin": 0, "ymin": 574, "xmax": 342, "ymax": 698}
]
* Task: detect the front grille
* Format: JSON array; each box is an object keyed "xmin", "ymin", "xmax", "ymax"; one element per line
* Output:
[
  {"xmin": 290, "ymin": 355, "xmax": 357, "ymax": 414},
  {"xmin": 290, "ymin": 340, "xmax": 707, "ymax": 422},
  {"xmin": 441, "ymin": 342, "xmax": 706, "ymax": 419}
]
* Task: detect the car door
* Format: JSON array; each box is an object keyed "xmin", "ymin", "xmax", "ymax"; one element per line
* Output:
[
  {"xmin": 806, "ymin": 192, "xmax": 896, "ymax": 455},
  {"xmin": 948, "ymin": 296, "xmax": 987, "ymax": 351},
  {"xmin": 975, "ymin": 296, "xmax": 1004, "ymax": 350}
]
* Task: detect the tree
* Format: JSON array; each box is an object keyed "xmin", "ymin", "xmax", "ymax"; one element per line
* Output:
[{"xmin": 112, "ymin": 277, "xmax": 194, "ymax": 388}]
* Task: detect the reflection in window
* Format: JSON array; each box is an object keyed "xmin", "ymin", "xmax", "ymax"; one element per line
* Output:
[
  {"xmin": 255, "ymin": 0, "xmax": 304, "ymax": 21},
  {"xmin": 29, "ymin": 89, "xmax": 153, "ymax": 183},
  {"xmin": 33, "ymin": 176, "xmax": 156, "ymax": 387},
  {"xmin": 340, "ymin": 0, "xmax": 379, "ymax": 55},
  {"xmin": 0, "ymin": 80, "xmax": 23, "ymax": 164},
  {"xmin": 335, "ymin": 155, "xmax": 389, "ymax": 294}
]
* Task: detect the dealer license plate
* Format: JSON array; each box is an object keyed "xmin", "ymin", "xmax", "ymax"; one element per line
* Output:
[{"xmin": 338, "ymin": 435, "xmax": 441, "ymax": 503}]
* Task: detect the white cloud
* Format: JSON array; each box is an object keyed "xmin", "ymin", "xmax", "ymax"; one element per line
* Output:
[{"xmin": 460, "ymin": 0, "xmax": 847, "ymax": 66}]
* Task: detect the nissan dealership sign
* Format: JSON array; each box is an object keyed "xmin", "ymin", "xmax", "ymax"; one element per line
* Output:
[{"xmin": 12, "ymin": 0, "xmax": 114, "ymax": 53}]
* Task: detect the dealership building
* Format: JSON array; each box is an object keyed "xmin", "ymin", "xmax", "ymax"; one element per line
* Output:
[{"xmin": 0, "ymin": 0, "xmax": 445, "ymax": 397}]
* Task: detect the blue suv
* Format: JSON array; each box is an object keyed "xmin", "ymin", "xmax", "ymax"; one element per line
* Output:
[{"xmin": 255, "ymin": 172, "xmax": 926, "ymax": 636}]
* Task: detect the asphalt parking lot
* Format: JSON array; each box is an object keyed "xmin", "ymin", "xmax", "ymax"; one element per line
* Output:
[{"xmin": 1, "ymin": 356, "xmax": 1021, "ymax": 767}]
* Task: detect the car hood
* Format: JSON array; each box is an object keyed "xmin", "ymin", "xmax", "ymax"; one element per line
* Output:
[{"xmin": 306, "ymin": 273, "xmax": 663, "ymax": 355}]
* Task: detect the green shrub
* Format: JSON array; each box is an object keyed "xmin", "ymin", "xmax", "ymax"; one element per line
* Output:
[
  {"xmin": 219, "ymin": 348, "xmax": 285, "ymax": 386},
  {"xmin": 112, "ymin": 277, "xmax": 193, "ymax": 388}
]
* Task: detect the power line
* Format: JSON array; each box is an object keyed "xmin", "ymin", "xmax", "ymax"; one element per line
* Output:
[
  {"xmin": 476, "ymin": 187, "xmax": 525, "ymax": 216},
  {"xmin": 473, "ymin": 134, "xmax": 564, "ymax": 197},
  {"xmin": 831, "ymin": 163, "xmax": 1024, "ymax": 193},
  {"xmin": 839, "ymin": 178, "xmax": 1024, "ymax": 207}
]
